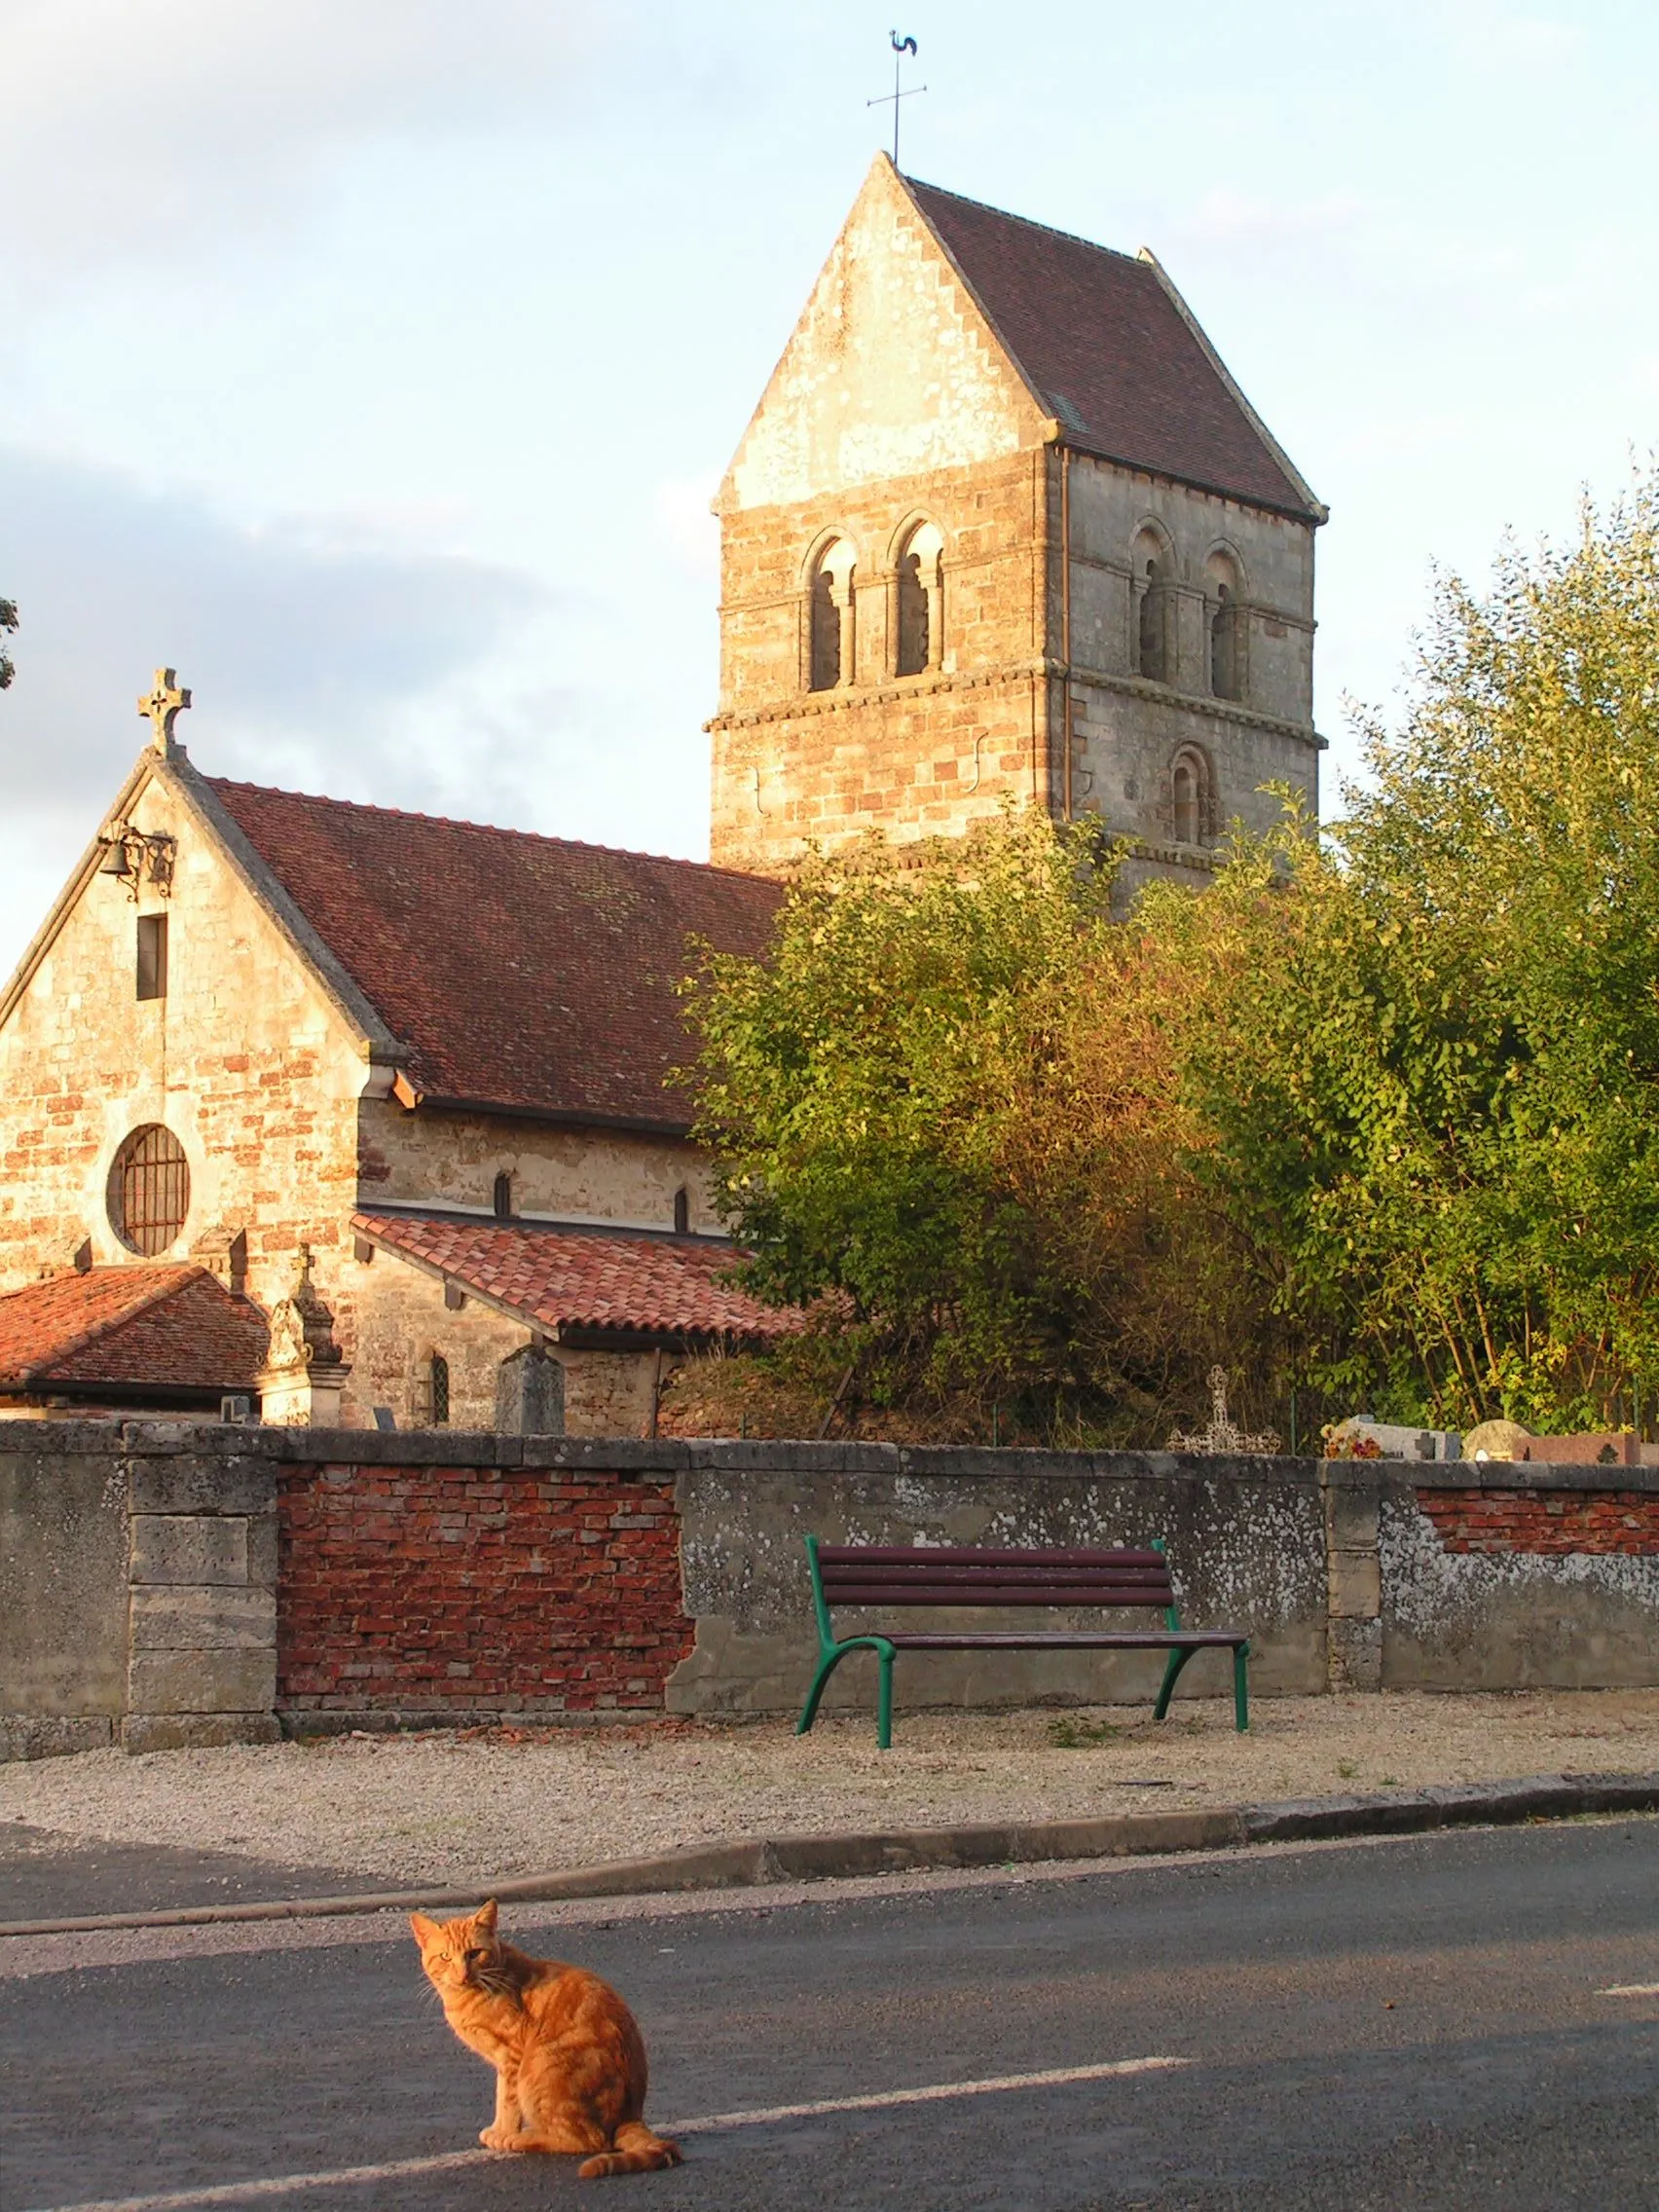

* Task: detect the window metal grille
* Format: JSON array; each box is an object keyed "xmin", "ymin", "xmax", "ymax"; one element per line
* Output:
[
  {"xmin": 109, "ymin": 1124, "xmax": 189, "ymax": 1254},
  {"xmin": 430, "ymin": 1353, "xmax": 451, "ymax": 1426}
]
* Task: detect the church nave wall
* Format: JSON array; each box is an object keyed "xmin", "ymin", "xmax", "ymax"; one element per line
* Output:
[{"xmin": 356, "ymin": 1100, "xmax": 717, "ymax": 1236}]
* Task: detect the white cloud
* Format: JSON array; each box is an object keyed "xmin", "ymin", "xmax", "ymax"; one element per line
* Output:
[
  {"xmin": 0, "ymin": 0, "xmax": 612, "ymax": 269},
  {"xmin": 0, "ymin": 443, "xmax": 552, "ymax": 967}
]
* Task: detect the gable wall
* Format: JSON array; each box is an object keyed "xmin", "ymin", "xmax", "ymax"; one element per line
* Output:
[
  {"xmin": 721, "ymin": 157, "xmax": 1039, "ymax": 513},
  {"xmin": 0, "ymin": 769, "xmax": 366, "ymax": 1332}
]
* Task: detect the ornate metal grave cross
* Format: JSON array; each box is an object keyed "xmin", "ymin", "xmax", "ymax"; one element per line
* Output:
[
  {"xmin": 137, "ymin": 667, "xmax": 191, "ymax": 753},
  {"xmin": 1167, "ymin": 1365, "xmax": 1281, "ymax": 1456},
  {"xmin": 868, "ymin": 31, "xmax": 926, "ymax": 166}
]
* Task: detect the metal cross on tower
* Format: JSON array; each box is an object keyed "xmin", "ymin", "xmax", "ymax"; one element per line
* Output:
[
  {"xmin": 868, "ymin": 31, "xmax": 926, "ymax": 167},
  {"xmin": 137, "ymin": 667, "xmax": 192, "ymax": 754}
]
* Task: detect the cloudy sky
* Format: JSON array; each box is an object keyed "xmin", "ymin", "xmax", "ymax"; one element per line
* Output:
[{"xmin": 2, "ymin": 0, "xmax": 1655, "ymax": 972}]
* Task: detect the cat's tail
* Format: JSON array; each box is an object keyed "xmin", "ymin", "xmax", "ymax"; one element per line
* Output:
[{"xmin": 577, "ymin": 2120, "xmax": 684, "ymax": 2179}]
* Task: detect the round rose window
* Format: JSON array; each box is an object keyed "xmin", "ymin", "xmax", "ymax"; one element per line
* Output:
[{"xmin": 108, "ymin": 1124, "xmax": 190, "ymax": 1255}]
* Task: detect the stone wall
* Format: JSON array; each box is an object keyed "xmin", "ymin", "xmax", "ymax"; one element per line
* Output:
[
  {"xmin": 0, "ymin": 1436, "xmax": 129, "ymax": 1756},
  {"xmin": 0, "ymin": 1421, "xmax": 278, "ymax": 1756},
  {"xmin": 1381, "ymin": 1470, "xmax": 1659, "ymax": 1691},
  {"xmin": 7, "ymin": 1423, "xmax": 1659, "ymax": 1758},
  {"xmin": 668, "ymin": 1447, "xmax": 1328, "ymax": 1715}
]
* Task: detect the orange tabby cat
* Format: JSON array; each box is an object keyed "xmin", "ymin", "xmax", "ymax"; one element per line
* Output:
[{"xmin": 411, "ymin": 1899, "xmax": 682, "ymax": 2179}]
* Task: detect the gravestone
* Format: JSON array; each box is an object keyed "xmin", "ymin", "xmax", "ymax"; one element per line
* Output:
[{"xmin": 496, "ymin": 1345, "xmax": 565, "ymax": 1436}]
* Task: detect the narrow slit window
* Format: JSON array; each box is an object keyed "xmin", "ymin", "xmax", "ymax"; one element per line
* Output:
[
  {"xmin": 430, "ymin": 1353, "xmax": 451, "ymax": 1427},
  {"xmin": 673, "ymin": 1185, "xmax": 690, "ymax": 1235},
  {"xmin": 493, "ymin": 1170, "xmax": 513, "ymax": 1220},
  {"xmin": 136, "ymin": 913, "xmax": 167, "ymax": 1001}
]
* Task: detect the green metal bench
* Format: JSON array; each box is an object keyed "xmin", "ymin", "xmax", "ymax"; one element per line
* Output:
[{"xmin": 796, "ymin": 1535, "xmax": 1250, "ymax": 1749}]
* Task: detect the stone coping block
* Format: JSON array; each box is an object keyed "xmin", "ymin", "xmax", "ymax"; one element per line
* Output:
[{"xmin": 7, "ymin": 1417, "xmax": 1657, "ymax": 1495}]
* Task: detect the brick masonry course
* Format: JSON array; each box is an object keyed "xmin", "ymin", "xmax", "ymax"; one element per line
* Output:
[{"xmin": 278, "ymin": 1461, "xmax": 692, "ymax": 1718}]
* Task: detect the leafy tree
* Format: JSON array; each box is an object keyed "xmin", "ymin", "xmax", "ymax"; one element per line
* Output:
[
  {"xmin": 680, "ymin": 474, "xmax": 1659, "ymax": 1442},
  {"xmin": 680, "ymin": 806, "xmax": 1282, "ymax": 1436},
  {"xmin": 1158, "ymin": 472, "xmax": 1659, "ymax": 1431},
  {"xmin": 682, "ymin": 811, "xmax": 1121, "ymax": 1404},
  {"xmin": 0, "ymin": 598, "xmax": 15, "ymax": 690}
]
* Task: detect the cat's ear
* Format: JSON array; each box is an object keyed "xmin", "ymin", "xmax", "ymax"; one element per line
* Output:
[
  {"xmin": 409, "ymin": 1913, "xmax": 438, "ymax": 1948},
  {"xmin": 475, "ymin": 1899, "xmax": 499, "ymax": 1935}
]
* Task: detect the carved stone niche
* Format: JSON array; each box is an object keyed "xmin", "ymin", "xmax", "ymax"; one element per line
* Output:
[{"xmin": 256, "ymin": 1243, "xmax": 350, "ymax": 1427}]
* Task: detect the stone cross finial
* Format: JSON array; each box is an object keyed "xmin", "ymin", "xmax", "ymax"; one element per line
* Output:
[{"xmin": 138, "ymin": 668, "xmax": 192, "ymax": 754}]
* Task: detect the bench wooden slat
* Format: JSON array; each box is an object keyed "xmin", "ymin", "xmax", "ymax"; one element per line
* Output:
[
  {"xmin": 824, "ymin": 1583, "xmax": 1173, "ymax": 1608},
  {"xmin": 817, "ymin": 1561, "xmax": 1172, "ymax": 1583},
  {"xmin": 883, "ymin": 1629, "xmax": 1247, "ymax": 1649},
  {"xmin": 816, "ymin": 1545, "xmax": 1166, "ymax": 1567}
]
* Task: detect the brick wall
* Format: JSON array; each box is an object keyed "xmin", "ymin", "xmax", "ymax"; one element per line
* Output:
[
  {"xmin": 277, "ymin": 1459, "xmax": 693, "ymax": 1719},
  {"xmin": 1417, "ymin": 1487, "xmax": 1659, "ymax": 1557}
]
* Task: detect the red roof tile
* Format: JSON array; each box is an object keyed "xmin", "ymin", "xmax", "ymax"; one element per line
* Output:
[
  {"xmin": 207, "ymin": 782, "xmax": 782, "ymax": 1131},
  {"xmin": 353, "ymin": 1211, "xmax": 799, "ymax": 1346},
  {"xmin": 0, "ymin": 1265, "xmax": 269, "ymax": 1394},
  {"xmin": 908, "ymin": 177, "xmax": 1319, "ymax": 520}
]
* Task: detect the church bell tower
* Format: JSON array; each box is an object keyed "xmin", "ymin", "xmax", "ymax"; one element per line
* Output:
[{"xmin": 708, "ymin": 156, "xmax": 1326, "ymax": 889}]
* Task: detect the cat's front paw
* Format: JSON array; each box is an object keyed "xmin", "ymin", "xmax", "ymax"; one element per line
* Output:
[{"xmin": 480, "ymin": 2125, "xmax": 521, "ymax": 2153}]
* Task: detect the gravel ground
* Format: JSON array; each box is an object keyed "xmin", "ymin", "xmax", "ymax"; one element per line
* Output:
[{"xmin": 4, "ymin": 1689, "xmax": 1659, "ymax": 1889}]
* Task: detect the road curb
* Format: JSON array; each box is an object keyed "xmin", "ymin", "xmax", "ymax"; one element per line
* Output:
[{"xmin": 5, "ymin": 1769, "xmax": 1656, "ymax": 1938}]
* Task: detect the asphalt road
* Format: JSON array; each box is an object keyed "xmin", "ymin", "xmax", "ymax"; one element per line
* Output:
[{"xmin": 5, "ymin": 1820, "xmax": 1659, "ymax": 2212}]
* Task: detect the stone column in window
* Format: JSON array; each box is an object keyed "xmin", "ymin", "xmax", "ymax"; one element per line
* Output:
[{"xmin": 833, "ymin": 567, "xmax": 858, "ymax": 689}]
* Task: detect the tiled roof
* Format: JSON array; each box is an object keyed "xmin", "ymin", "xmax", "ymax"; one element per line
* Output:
[
  {"xmin": 907, "ymin": 177, "xmax": 1319, "ymax": 520},
  {"xmin": 0, "ymin": 1265, "xmax": 269, "ymax": 1394},
  {"xmin": 353, "ymin": 1211, "xmax": 799, "ymax": 1346},
  {"xmin": 207, "ymin": 782, "xmax": 782, "ymax": 1131}
]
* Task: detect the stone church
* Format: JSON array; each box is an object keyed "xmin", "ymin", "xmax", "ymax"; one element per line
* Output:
[{"xmin": 0, "ymin": 156, "xmax": 1323, "ymax": 1434}]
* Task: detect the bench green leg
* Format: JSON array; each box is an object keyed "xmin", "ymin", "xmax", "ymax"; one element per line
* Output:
[
  {"xmin": 796, "ymin": 1638, "xmax": 900, "ymax": 1748},
  {"xmin": 1153, "ymin": 1644, "xmax": 1195, "ymax": 1719},
  {"xmin": 795, "ymin": 1650, "xmax": 840, "ymax": 1738},
  {"xmin": 1234, "ymin": 1643, "xmax": 1250, "ymax": 1733}
]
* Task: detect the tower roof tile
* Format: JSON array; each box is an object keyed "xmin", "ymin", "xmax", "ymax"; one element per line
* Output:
[{"xmin": 906, "ymin": 176, "xmax": 1321, "ymax": 520}]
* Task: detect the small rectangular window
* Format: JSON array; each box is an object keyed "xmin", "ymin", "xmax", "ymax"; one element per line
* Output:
[{"xmin": 136, "ymin": 913, "xmax": 167, "ymax": 1001}]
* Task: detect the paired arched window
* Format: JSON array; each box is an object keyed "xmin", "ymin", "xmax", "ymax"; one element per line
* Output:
[
  {"xmin": 1132, "ymin": 528, "xmax": 1170, "ymax": 683},
  {"xmin": 1169, "ymin": 746, "xmax": 1214, "ymax": 848},
  {"xmin": 804, "ymin": 524, "xmax": 945, "ymax": 691},
  {"xmin": 1206, "ymin": 550, "xmax": 1244, "ymax": 701},
  {"xmin": 895, "ymin": 520, "xmax": 943, "ymax": 677},
  {"xmin": 808, "ymin": 536, "xmax": 857, "ymax": 691}
]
